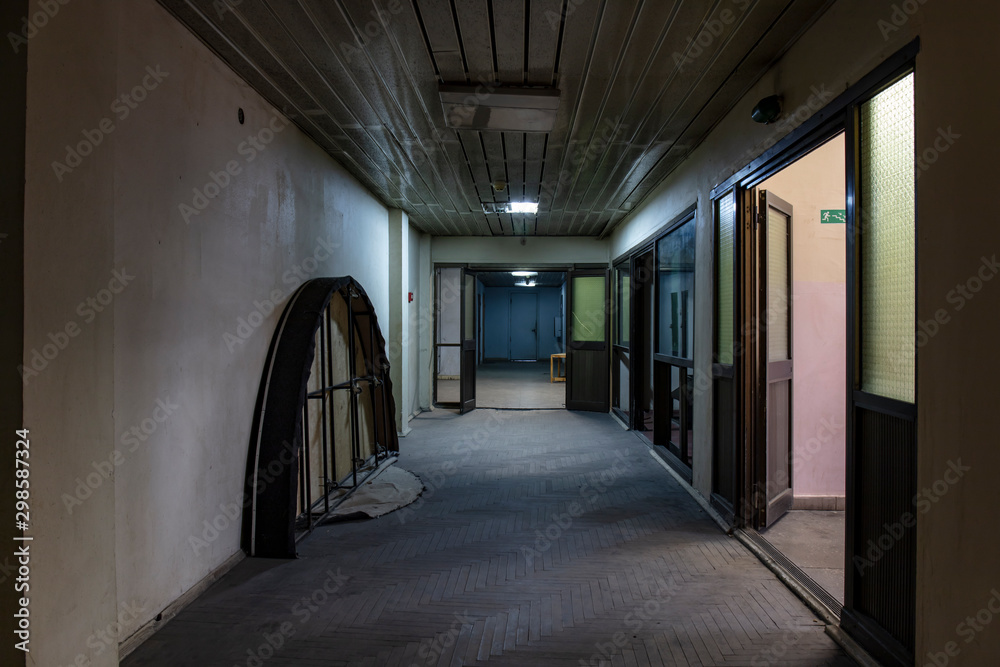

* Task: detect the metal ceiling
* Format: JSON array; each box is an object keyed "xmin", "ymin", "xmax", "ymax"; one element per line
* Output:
[{"xmin": 158, "ymin": 0, "xmax": 834, "ymax": 236}]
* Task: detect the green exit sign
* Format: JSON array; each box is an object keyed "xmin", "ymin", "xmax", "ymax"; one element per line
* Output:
[{"xmin": 821, "ymin": 209, "xmax": 846, "ymax": 224}]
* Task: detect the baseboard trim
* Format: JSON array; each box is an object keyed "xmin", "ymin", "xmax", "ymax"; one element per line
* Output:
[
  {"xmin": 118, "ymin": 549, "xmax": 245, "ymax": 659},
  {"xmin": 792, "ymin": 495, "xmax": 846, "ymax": 511}
]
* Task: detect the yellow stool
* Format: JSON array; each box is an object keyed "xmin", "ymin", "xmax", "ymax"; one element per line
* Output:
[{"xmin": 550, "ymin": 353, "xmax": 566, "ymax": 382}]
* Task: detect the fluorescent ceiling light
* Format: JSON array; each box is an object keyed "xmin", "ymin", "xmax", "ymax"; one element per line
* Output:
[
  {"xmin": 511, "ymin": 271, "xmax": 537, "ymax": 277},
  {"xmin": 482, "ymin": 202, "xmax": 540, "ymax": 215},
  {"xmin": 440, "ymin": 85, "xmax": 560, "ymax": 132},
  {"xmin": 509, "ymin": 202, "xmax": 539, "ymax": 214}
]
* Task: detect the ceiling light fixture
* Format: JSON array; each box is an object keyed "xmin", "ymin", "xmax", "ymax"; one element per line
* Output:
[
  {"xmin": 482, "ymin": 202, "xmax": 540, "ymax": 215},
  {"xmin": 439, "ymin": 85, "xmax": 561, "ymax": 132},
  {"xmin": 509, "ymin": 202, "xmax": 539, "ymax": 214},
  {"xmin": 511, "ymin": 271, "xmax": 537, "ymax": 277}
]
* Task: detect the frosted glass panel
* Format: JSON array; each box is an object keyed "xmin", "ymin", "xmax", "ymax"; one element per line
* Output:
[
  {"xmin": 572, "ymin": 276, "xmax": 606, "ymax": 342},
  {"xmin": 717, "ymin": 193, "xmax": 736, "ymax": 365},
  {"xmin": 860, "ymin": 74, "xmax": 915, "ymax": 403},
  {"xmin": 767, "ymin": 207, "xmax": 790, "ymax": 363},
  {"xmin": 437, "ymin": 268, "xmax": 462, "ymax": 344}
]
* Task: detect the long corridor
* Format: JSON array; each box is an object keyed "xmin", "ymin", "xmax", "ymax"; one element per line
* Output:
[{"xmin": 124, "ymin": 410, "xmax": 853, "ymax": 666}]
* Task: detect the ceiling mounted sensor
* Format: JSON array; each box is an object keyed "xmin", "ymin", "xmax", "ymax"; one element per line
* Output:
[
  {"xmin": 482, "ymin": 202, "xmax": 539, "ymax": 215},
  {"xmin": 440, "ymin": 85, "xmax": 560, "ymax": 132},
  {"xmin": 751, "ymin": 95, "xmax": 782, "ymax": 124},
  {"xmin": 493, "ymin": 180, "xmax": 507, "ymax": 192}
]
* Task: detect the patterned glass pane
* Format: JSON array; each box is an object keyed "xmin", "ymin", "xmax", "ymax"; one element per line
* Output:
[
  {"xmin": 572, "ymin": 276, "xmax": 606, "ymax": 342},
  {"xmin": 860, "ymin": 74, "xmax": 915, "ymax": 403},
  {"xmin": 717, "ymin": 193, "xmax": 736, "ymax": 365},
  {"xmin": 767, "ymin": 207, "xmax": 790, "ymax": 363}
]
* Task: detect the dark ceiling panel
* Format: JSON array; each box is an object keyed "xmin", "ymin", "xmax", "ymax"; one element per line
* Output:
[
  {"xmin": 526, "ymin": 0, "xmax": 563, "ymax": 85},
  {"xmin": 157, "ymin": 0, "xmax": 835, "ymax": 237},
  {"xmin": 453, "ymin": 1, "xmax": 494, "ymax": 82},
  {"xmin": 492, "ymin": 0, "xmax": 526, "ymax": 82}
]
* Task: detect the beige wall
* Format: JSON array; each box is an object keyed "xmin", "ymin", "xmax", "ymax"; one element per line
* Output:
[
  {"xmin": 432, "ymin": 235, "xmax": 609, "ymax": 267},
  {"xmin": 24, "ymin": 0, "xmax": 393, "ymax": 665},
  {"xmin": 915, "ymin": 2, "xmax": 1000, "ymax": 664},
  {"xmin": 759, "ymin": 136, "xmax": 847, "ymax": 501}
]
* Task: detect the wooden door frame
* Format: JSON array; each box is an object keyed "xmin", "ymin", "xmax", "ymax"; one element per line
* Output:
[
  {"xmin": 566, "ymin": 267, "xmax": 611, "ymax": 412},
  {"xmin": 755, "ymin": 190, "xmax": 795, "ymax": 529},
  {"xmin": 709, "ymin": 39, "xmax": 920, "ymax": 666}
]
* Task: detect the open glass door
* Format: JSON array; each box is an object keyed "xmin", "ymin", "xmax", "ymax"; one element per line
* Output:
[
  {"xmin": 460, "ymin": 269, "xmax": 477, "ymax": 414},
  {"xmin": 611, "ymin": 262, "xmax": 630, "ymax": 422},
  {"xmin": 756, "ymin": 190, "xmax": 794, "ymax": 528},
  {"xmin": 566, "ymin": 269, "xmax": 610, "ymax": 412},
  {"xmin": 712, "ymin": 191, "xmax": 740, "ymax": 520}
]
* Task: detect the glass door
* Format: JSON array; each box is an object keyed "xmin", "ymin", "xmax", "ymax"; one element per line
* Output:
[
  {"xmin": 460, "ymin": 269, "xmax": 477, "ymax": 414},
  {"xmin": 653, "ymin": 215, "xmax": 697, "ymax": 468},
  {"xmin": 566, "ymin": 269, "xmax": 610, "ymax": 412},
  {"xmin": 612, "ymin": 262, "xmax": 630, "ymax": 422},
  {"xmin": 757, "ymin": 191, "xmax": 794, "ymax": 528}
]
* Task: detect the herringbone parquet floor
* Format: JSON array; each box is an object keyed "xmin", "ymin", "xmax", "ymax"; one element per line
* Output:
[{"xmin": 124, "ymin": 409, "xmax": 854, "ymax": 667}]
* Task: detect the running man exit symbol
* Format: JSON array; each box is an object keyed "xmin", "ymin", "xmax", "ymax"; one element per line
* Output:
[{"xmin": 821, "ymin": 210, "xmax": 846, "ymax": 224}]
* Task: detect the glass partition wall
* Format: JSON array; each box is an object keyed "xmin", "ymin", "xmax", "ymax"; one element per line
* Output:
[{"xmin": 613, "ymin": 210, "xmax": 697, "ymax": 471}]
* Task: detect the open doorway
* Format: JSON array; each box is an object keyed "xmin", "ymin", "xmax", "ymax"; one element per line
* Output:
[
  {"xmin": 474, "ymin": 271, "xmax": 567, "ymax": 409},
  {"xmin": 751, "ymin": 133, "xmax": 848, "ymax": 604}
]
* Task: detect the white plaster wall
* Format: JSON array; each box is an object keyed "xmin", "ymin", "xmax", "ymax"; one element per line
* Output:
[
  {"xmin": 24, "ymin": 1, "xmax": 120, "ymax": 665},
  {"xmin": 407, "ymin": 223, "xmax": 424, "ymax": 421},
  {"xmin": 26, "ymin": 1, "xmax": 392, "ymax": 664}
]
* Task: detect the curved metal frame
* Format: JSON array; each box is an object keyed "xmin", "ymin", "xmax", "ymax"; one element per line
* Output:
[{"xmin": 241, "ymin": 277, "xmax": 399, "ymax": 558}]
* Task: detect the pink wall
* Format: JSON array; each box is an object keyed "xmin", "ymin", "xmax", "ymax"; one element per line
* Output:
[{"xmin": 760, "ymin": 135, "xmax": 847, "ymax": 502}]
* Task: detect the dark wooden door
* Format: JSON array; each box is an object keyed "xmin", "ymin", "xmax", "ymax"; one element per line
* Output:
[
  {"xmin": 566, "ymin": 269, "xmax": 610, "ymax": 412},
  {"xmin": 758, "ymin": 190, "xmax": 794, "ymax": 528},
  {"xmin": 460, "ymin": 269, "xmax": 477, "ymax": 414}
]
